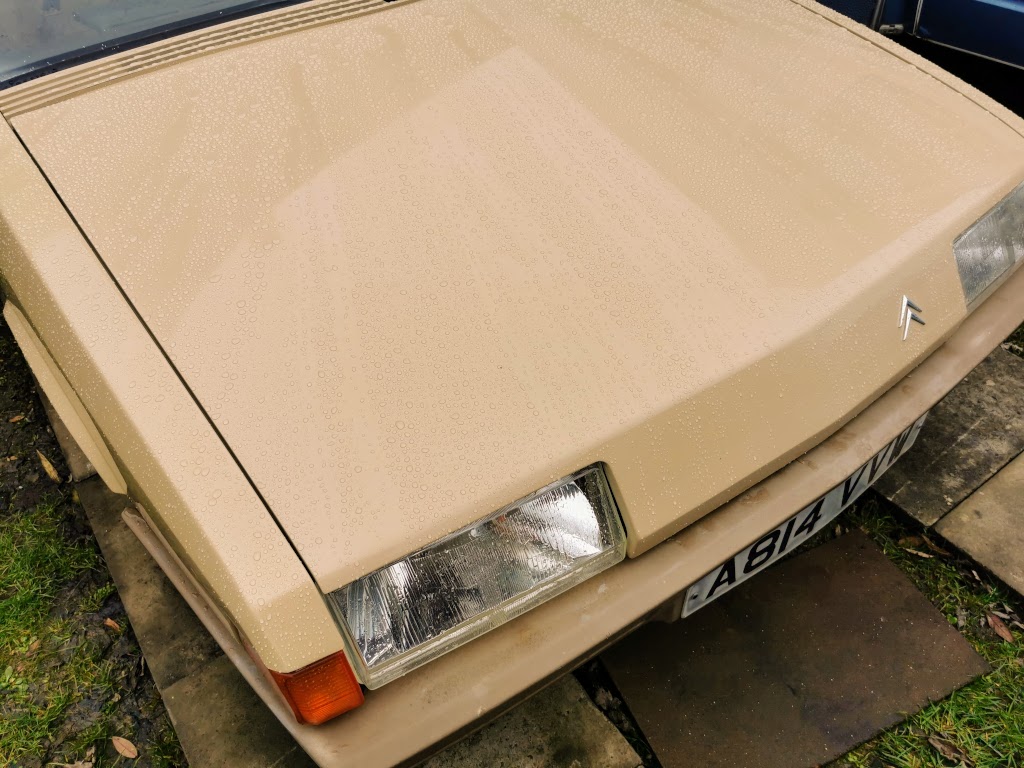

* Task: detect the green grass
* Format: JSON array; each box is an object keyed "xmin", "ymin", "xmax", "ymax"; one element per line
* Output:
[
  {"xmin": 0, "ymin": 318, "xmax": 183, "ymax": 767},
  {"xmin": 837, "ymin": 497, "xmax": 1024, "ymax": 768},
  {"xmin": 0, "ymin": 494, "xmax": 98, "ymax": 638},
  {"xmin": 0, "ymin": 493, "xmax": 108, "ymax": 760},
  {"xmin": 0, "ymin": 491, "xmax": 183, "ymax": 768}
]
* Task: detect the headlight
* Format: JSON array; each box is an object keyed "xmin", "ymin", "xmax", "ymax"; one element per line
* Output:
[
  {"xmin": 325, "ymin": 465, "xmax": 626, "ymax": 689},
  {"xmin": 954, "ymin": 180, "xmax": 1024, "ymax": 305}
]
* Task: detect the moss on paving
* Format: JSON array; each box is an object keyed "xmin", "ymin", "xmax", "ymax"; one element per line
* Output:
[
  {"xmin": 834, "ymin": 494, "xmax": 1024, "ymax": 768},
  {"xmin": 0, "ymin": 320, "xmax": 183, "ymax": 768}
]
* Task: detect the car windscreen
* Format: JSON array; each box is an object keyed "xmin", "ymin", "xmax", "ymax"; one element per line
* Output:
[{"xmin": 0, "ymin": 0, "xmax": 297, "ymax": 89}]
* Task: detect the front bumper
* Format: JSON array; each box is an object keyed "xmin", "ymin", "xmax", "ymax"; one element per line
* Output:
[{"xmin": 127, "ymin": 263, "xmax": 1024, "ymax": 768}]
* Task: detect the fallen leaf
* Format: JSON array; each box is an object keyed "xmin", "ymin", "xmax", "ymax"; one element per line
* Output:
[
  {"xmin": 898, "ymin": 535, "xmax": 923, "ymax": 548},
  {"xmin": 36, "ymin": 450, "xmax": 60, "ymax": 483},
  {"xmin": 904, "ymin": 548, "xmax": 934, "ymax": 559},
  {"xmin": 922, "ymin": 536, "xmax": 951, "ymax": 556},
  {"xmin": 955, "ymin": 607, "xmax": 968, "ymax": 630},
  {"xmin": 927, "ymin": 734, "xmax": 970, "ymax": 765},
  {"xmin": 111, "ymin": 736, "xmax": 138, "ymax": 759},
  {"xmin": 8, "ymin": 414, "xmax": 23, "ymax": 423},
  {"xmin": 988, "ymin": 613, "xmax": 1015, "ymax": 643},
  {"xmin": 26, "ymin": 639, "xmax": 40, "ymax": 656},
  {"xmin": 991, "ymin": 609, "xmax": 1012, "ymax": 620},
  {"xmin": 103, "ymin": 618, "xmax": 121, "ymax": 632}
]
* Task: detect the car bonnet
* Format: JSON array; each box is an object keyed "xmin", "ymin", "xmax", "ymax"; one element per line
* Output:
[{"xmin": 5, "ymin": 0, "xmax": 1024, "ymax": 592}]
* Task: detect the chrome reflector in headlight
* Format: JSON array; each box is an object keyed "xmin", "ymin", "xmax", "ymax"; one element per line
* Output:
[
  {"xmin": 954, "ymin": 180, "xmax": 1024, "ymax": 305},
  {"xmin": 326, "ymin": 466, "xmax": 626, "ymax": 689}
]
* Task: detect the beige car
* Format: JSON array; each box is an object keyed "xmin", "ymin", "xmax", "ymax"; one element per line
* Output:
[{"xmin": 1, "ymin": 0, "xmax": 1023, "ymax": 764}]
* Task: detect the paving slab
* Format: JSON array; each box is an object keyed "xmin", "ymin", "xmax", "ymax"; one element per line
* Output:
[
  {"xmin": 421, "ymin": 676, "xmax": 641, "ymax": 768},
  {"xmin": 875, "ymin": 348, "xmax": 1024, "ymax": 526},
  {"xmin": 76, "ymin": 477, "xmax": 222, "ymax": 691},
  {"xmin": 601, "ymin": 532, "xmax": 988, "ymax": 768},
  {"xmin": 161, "ymin": 654, "xmax": 317, "ymax": 768},
  {"xmin": 937, "ymin": 450, "xmax": 1024, "ymax": 597}
]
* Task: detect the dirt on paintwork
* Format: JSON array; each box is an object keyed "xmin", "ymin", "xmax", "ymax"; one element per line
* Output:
[{"xmin": 0, "ymin": 319, "xmax": 184, "ymax": 768}]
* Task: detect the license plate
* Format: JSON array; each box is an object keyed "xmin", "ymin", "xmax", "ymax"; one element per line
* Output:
[{"xmin": 681, "ymin": 413, "xmax": 928, "ymax": 617}]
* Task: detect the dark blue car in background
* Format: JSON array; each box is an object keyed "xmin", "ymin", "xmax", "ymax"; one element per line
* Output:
[{"xmin": 821, "ymin": 0, "xmax": 1024, "ymax": 70}]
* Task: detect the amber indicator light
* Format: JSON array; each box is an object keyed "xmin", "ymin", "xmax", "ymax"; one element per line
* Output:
[{"xmin": 270, "ymin": 650, "xmax": 365, "ymax": 725}]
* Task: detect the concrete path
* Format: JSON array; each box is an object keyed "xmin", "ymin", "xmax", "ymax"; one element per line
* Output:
[
  {"xmin": 877, "ymin": 347, "xmax": 1024, "ymax": 599},
  {"xmin": 419, "ymin": 677, "xmax": 640, "ymax": 768},
  {"xmin": 602, "ymin": 533, "xmax": 988, "ymax": 768},
  {"xmin": 937, "ymin": 451, "xmax": 1024, "ymax": 596},
  {"xmin": 875, "ymin": 348, "xmax": 1024, "ymax": 525}
]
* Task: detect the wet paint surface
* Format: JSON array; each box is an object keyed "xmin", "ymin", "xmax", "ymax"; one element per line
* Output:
[
  {"xmin": 0, "ymin": 122, "xmax": 343, "ymax": 672},
  {"xmin": 10, "ymin": 0, "xmax": 1024, "ymax": 590}
]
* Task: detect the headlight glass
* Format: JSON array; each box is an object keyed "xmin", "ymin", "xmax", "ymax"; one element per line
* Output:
[
  {"xmin": 954, "ymin": 180, "xmax": 1024, "ymax": 305},
  {"xmin": 326, "ymin": 465, "xmax": 626, "ymax": 689}
]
